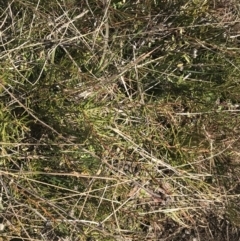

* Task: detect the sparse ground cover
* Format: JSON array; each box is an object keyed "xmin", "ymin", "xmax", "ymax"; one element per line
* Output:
[{"xmin": 0, "ymin": 0, "xmax": 240, "ymax": 240}]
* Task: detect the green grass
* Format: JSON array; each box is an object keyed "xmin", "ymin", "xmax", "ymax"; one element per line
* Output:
[{"xmin": 0, "ymin": 0, "xmax": 240, "ymax": 240}]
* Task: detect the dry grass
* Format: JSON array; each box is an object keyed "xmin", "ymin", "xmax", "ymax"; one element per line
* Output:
[{"xmin": 0, "ymin": 0, "xmax": 240, "ymax": 240}]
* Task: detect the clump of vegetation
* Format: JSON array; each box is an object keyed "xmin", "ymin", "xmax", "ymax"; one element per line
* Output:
[{"xmin": 0, "ymin": 0, "xmax": 240, "ymax": 240}]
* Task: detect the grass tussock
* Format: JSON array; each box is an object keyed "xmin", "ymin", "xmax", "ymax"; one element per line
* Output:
[{"xmin": 0, "ymin": 0, "xmax": 240, "ymax": 240}]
